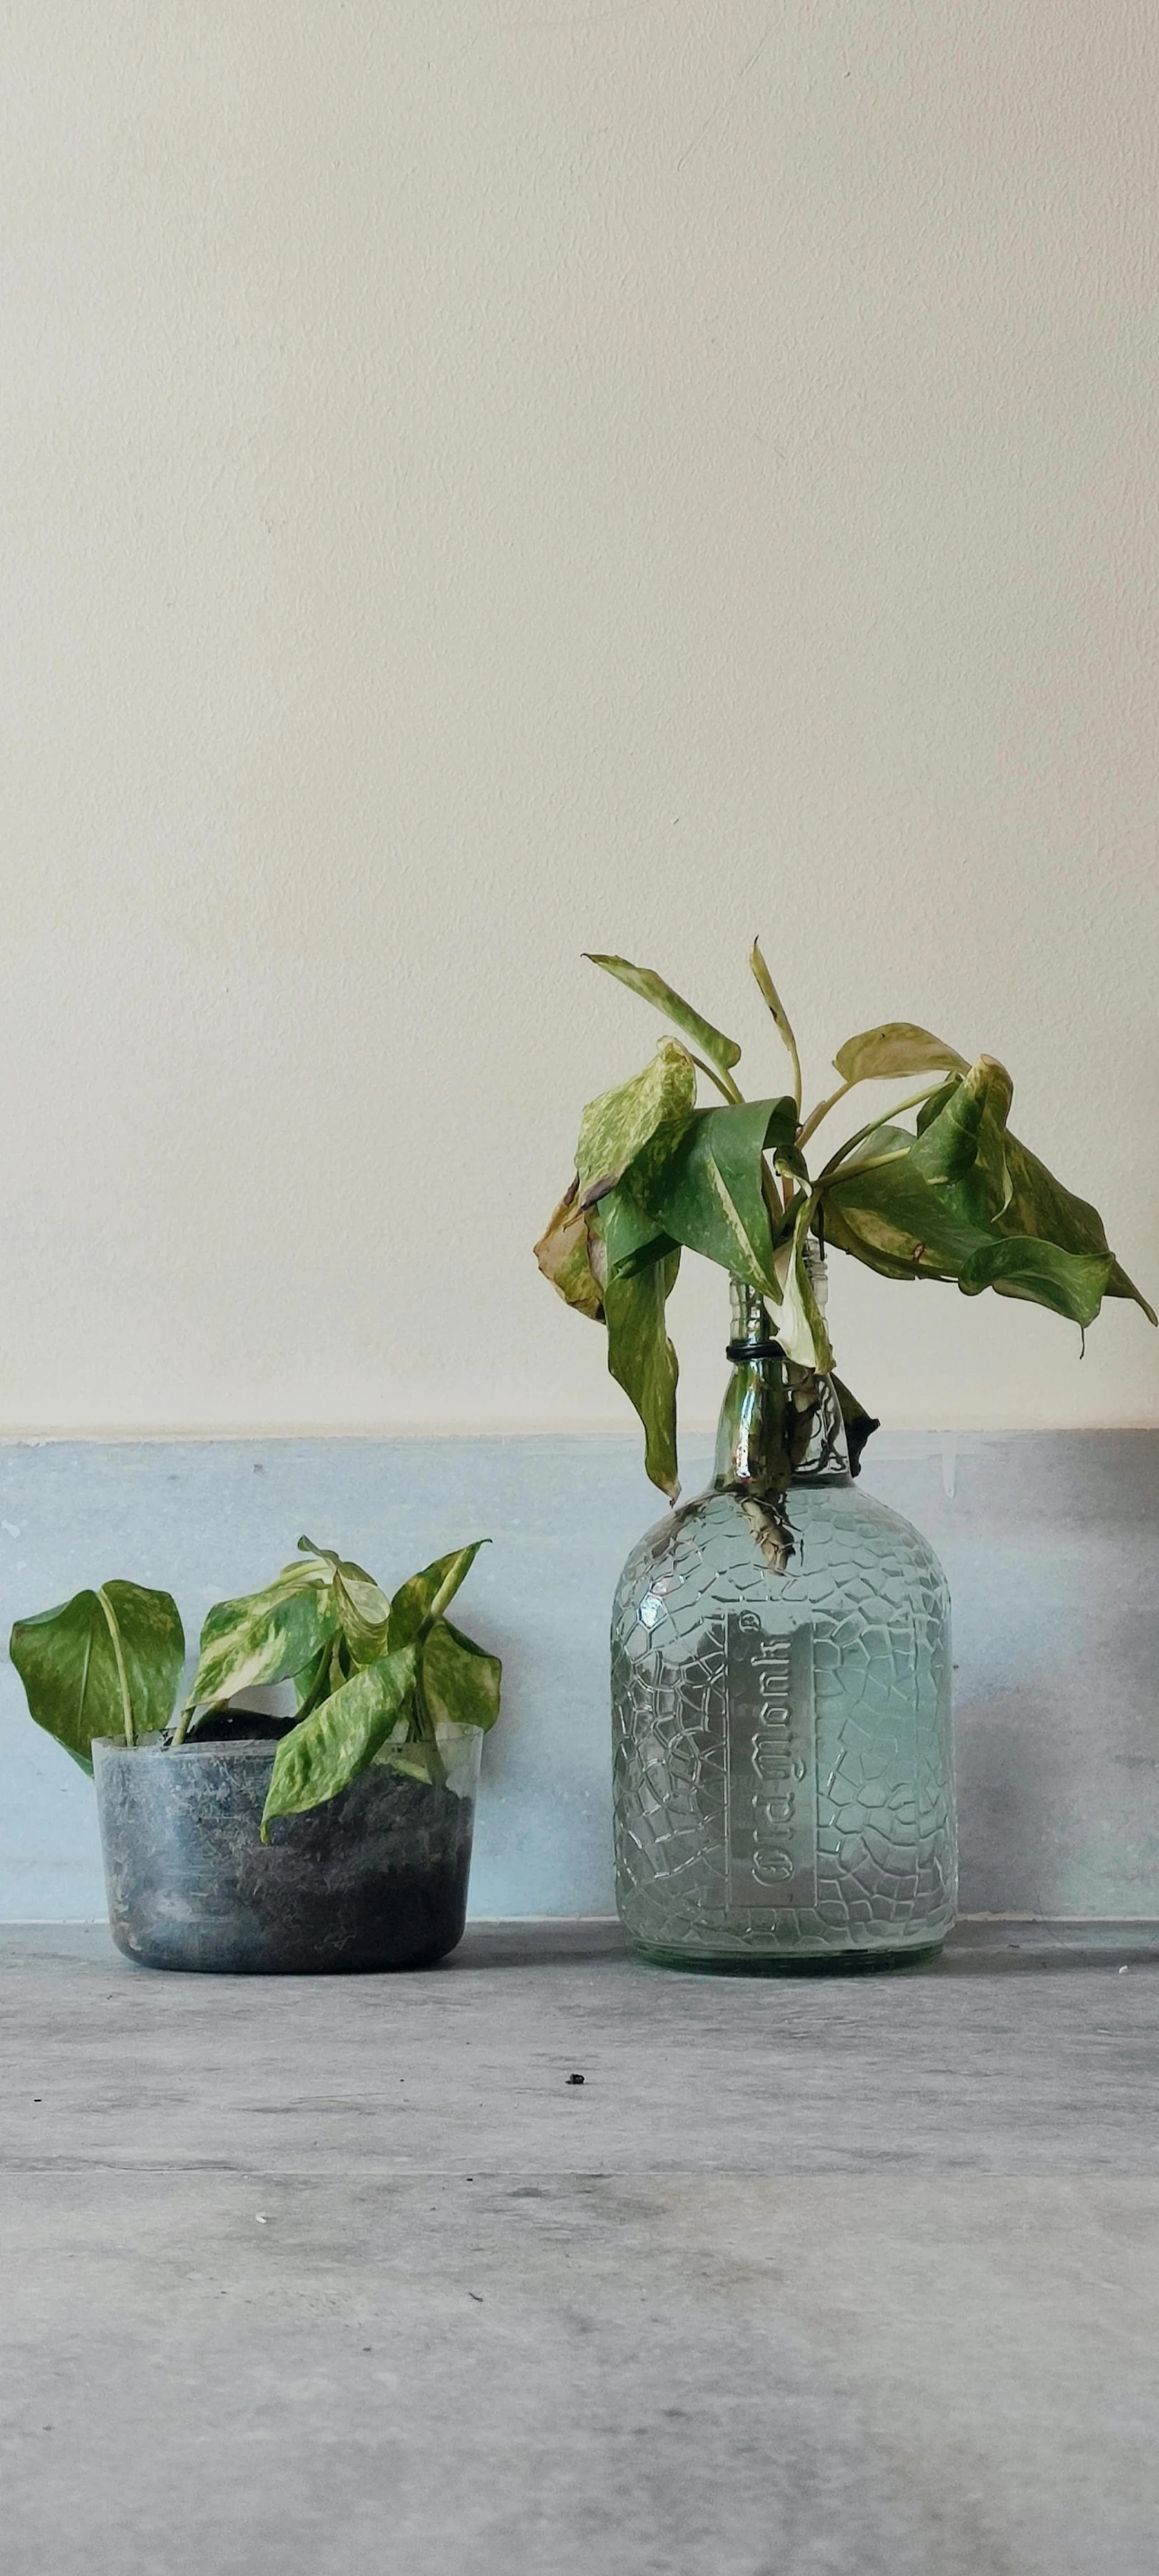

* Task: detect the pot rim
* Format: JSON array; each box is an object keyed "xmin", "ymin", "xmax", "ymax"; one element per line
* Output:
[{"xmin": 90, "ymin": 1725, "xmax": 484, "ymax": 1761}]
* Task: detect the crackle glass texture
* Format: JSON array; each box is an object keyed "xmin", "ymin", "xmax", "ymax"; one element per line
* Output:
[{"xmin": 611, "ymin": 1482, "xmax": 955, "ymax": 1963}]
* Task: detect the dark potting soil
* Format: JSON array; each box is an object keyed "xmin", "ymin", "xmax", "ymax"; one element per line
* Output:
[{"xmin": 180, "ymin": 1706, "xmax": 296, "ymax": 1743}]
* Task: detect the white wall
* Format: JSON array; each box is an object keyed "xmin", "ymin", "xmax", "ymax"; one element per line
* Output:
[{"xmin": 2, "ymin": 3, "xmax": 1156, "ymax": 1437}]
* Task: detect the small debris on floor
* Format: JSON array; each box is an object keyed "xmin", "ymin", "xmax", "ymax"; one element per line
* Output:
[
  {"xmin": 567, "ymin": 2072, "xmax": 585, "ymax": 2085},
  {"xmin": 467, "ymin": 2291, "xmax": 484, "ymax": 2303}
]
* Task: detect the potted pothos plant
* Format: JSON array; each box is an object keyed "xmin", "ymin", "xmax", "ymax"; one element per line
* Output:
[
  {"xmin": 10, "ymin": 1535, "xmax": 501, "ymax": 1974},
  {"xmin": 536, "ymin": 950, "xmax": 1153, "ymax": 1970}
]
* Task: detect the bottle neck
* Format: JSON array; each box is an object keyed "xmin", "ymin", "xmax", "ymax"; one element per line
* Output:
[{"xmin": 711, "ymin": 1266, "xmax": 850, "ymax": 1496}]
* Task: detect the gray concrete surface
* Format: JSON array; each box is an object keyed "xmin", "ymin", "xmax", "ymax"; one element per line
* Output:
[
  {"xmin": 4, "ymin": 1920, "xmax": 1159, "ymax": 2575},
  {"xmin": 3, "ymin": 1429, "xmax": 1159, "ymax": 1921}
]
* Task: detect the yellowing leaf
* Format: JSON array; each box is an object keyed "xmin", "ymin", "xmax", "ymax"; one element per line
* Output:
[
  {"xmin": 833, "ymin": 1024, "xmax": 967, "ymax": 1086},
  {"xmin": 534, "ymin": 1186, "xmax": 604, "ymax": 1322},
  {"xmin": 749, "ymin": 940, "xmax": 801, "ymax": 1103},
  {"xmin": 575, "ymin": 1039, "xmax": 698, "ymax": 1199}
]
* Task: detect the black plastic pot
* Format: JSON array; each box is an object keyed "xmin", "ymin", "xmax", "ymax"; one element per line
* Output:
[{"xmin": 92, "ymin": 1730, "xmax": 481, "ymax": 1974}]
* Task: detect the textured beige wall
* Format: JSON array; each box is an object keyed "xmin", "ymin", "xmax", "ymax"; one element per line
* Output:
[{"xmin": 2, "ymin": 5, "xmax": 1156, "ymax": 1435}]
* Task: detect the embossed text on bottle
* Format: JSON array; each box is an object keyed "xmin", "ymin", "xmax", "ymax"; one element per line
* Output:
[{"xmin": 724, "ymin": 1610, "xmax": 818, "ymax": 1909}]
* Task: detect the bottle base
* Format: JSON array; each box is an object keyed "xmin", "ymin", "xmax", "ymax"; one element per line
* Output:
[{"xmin": 632, "ymin": 1937, "xmax": 947, "ymax": 1976}]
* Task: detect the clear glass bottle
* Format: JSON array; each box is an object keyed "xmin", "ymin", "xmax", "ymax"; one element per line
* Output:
[{"xmin": 611, "ymin": 1257, "xmax": 955, "ymax": 1967}]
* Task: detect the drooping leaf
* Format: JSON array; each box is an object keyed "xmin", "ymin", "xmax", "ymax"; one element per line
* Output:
[
  {"xmin": 575, "ymin": 1039, "xmax": 698, "ymax": 1202},
  {"xmin": 595, "ymin": 1181, "xmax": 678, "ymax": 1284},
  {"xmin": 914, "ymin": 1082, "xmax": 1154, "ymax": 1323},
  {"xmin": 833, "ymin": 1023, "xmax": 967, "ymax": 1086},
  {"xmin": 534, "ymin": 1184, "xmax": 604, "ymax": 1321},
  {"xmin": 910, "ymin": 1056, "xmax": 1013, "ymax": 1210},
  {"xmin": 260, "ymin": 1646, "xmax": 419, "ymax": 1836},
  {"xmin": 11, "ymin": 1579, "xmax": 185, "ymax": 1768},
  {"xmin": 823, "ymin": 1074, "xmax": 1154, "ymax": 1338},
  {"xmin": 749, "ymin": 940, "xmax": 801, "ymax": 1102},
  {"xmin": 822, "ymin": 1125, "xmax": 993, "ymax": 1281},
  {"xmin": 593, "ymin": 1212, "xmax": 681, "ymax": 1498},
  {"xmin": 958, "ymin": 1234, "xmax": 1112, "ymax": 1324},
  {"xmin": 619, "ymin": 1098, "xmax": 797, "ymax": 1299},
  {"xmin": 774, "ymin": 1205, "xmax": 833, "ymax": 1373},
  {"xmin": 386, "ymin": 1542, "xmax": 489, "ymax": 1651},
  {"xmin": 333, "ymin": 1567, "xmax": 392, "ymax": 1667},
  {"xmin": 585, "ymin": 954, "xmax": 742, "ymax": 1080},
  {"xmin": 831, "ymin": 1377, "xmax": 880, "ymax": 1477},
  {"xmin": 294, "ymin": 1537, "xmax": 392, "ymax": 1668},
  {"xmin": 915, "ymin": 1074, "xmax": 963, "ymax": 1134},
  {"xmin": 999, "ymin": 1134, "xmax": 1157, "ymax": 1324},
  {"xmin": 421, "ymin": 1620, "xmax": 503, "ymax": 1732},
  {"xmin": 187, "ymin": 1562, "xmax": 336, "ymax": 1713}
]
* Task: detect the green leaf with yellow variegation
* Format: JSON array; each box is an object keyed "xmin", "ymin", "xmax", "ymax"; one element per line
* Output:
[
  {"xmin": 421, "ymin": 1619, "xmax": 502, "ymax": 1732},
  {"xmin": 260, "ymin": 1646, "xmax": 419, "ymax": 1839},
  {"xmin": 186, "ymin": 1560, "xmax": 336, "ymax": 1717},
  {"xmin": 386, "ymin": 1542, "xmax": 490, "ymax": 1652},
  {"xmin": 575, "ymin": 1038, "xmax": 698, "ymax": 1201},
  {"xmin": 11, "ymin": 1580, "xmax": 185, "ymax": 1767},
  {"xmin": 593, "ymin": 1198, "xmax": 681, "ymax": 1499},
  {"xmin": 957, "ymin": 1234, "xmax": 1112, "ymax": 1324},
  {"xmin": 618, "ymin": 1098, "xmax": 796, "ymax": 1299},
  {"xmin": 586, "ymin": 954, "xmax": 742, "ymax": 1082}
]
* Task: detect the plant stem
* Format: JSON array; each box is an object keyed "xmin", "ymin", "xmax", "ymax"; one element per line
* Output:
[
  {"xmin": 96, "ymin": 1588, "xmax": 135, "ymax": 1747},
  {"xmin": 815, "ymin": 1084, "xmax": 946, "ymax": 1183},
  {"xmin": 411, "ymin": 1653, "xmax": 448, "ymax": 1789},
  {"xmin": 796, "ymin": 1079, "xmax": 854, "ymax": 1151},
  {"xmin": 783, "ymin": 1030, "xmax": 802, "ymax": 1116},
  {"xmin": 688, "ymin": 1052, "xmax": 744, "ymax": 1106}
]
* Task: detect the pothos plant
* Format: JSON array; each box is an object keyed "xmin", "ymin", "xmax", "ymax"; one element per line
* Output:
[
  {"xmin": 536, "ymin": 948, "xmax": 1154, "ymax": 1498},
  {"xmin": 10, "ymin": 1535, "xmax": 501, "ymax": 1838}
]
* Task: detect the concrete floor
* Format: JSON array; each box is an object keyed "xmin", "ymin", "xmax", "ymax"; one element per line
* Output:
[{"xmin": 3, "ymin": 1921, "xmax": 1159, "ymax": 2576}]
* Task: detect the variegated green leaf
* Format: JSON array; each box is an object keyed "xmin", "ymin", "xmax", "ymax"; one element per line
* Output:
[
  {"xmin": 585, "ymin": 954, "xmax": 742, "ymax": 1080},
  {"xmin": 187, "ymin": 1563, "xmax": 336, "ymax": 1713},
  {"xmin": 620, "ymin": 1098, "xmax": 796, "ymax": 1299},
  {"xmin": 575, "ymin": 1038, "xmax": 698, "ymax": 1201},
  {"xmin": 910, "ymin": 1057, "xmax": 1013, "ymax": 1211},
  {"xmin": 260, "ymin": 1646, "xmax": 418, "ymax": 1837},
  {"xmin": 386, "ymin": 1543, "xmax": 490, "ymax": 1651},
  {"xmin": 422, "ymin": 1619, "xmax": 502, "ymax": 1732},
  {"xmin": 595, "ymin": 1181, "xmax": 678, "ymax": 1285},
  {"xmin": 10, "ymin": 1580, "xmax": 185, "ymax": 1767},
  {"xmin": 1000, "ymin": 1134, "xmax": 1157, "ymax": 1324},
  {"xmin": 593, "ymin": 1207, "xmax": 681, "ymax": 1499},
  {"xmin": 833, "ymin": 1023, "xmax": 967, "ymax": 1086},
  {"xmin": 958, "ymin": 1234, "xmax": 1112, "ymax": 1324}
]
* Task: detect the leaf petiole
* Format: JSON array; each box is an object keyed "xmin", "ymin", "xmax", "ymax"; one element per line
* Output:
[
  {"xmin": 687, "ymin": 1051, "xmax": 745, "ymax": 1107},
  {"xmin": 815, "ymin": 1085, "xmax": 946, "ymax": 1184},
  {"xmin": 795, "ymin": 1080, "xmax": 854, "ymax": 1152}
]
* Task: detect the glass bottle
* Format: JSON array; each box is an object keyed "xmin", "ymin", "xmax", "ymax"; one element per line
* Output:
[{"xmin": 611, "ymin": 1253, "xmax": 955, "ymax": 1966}]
